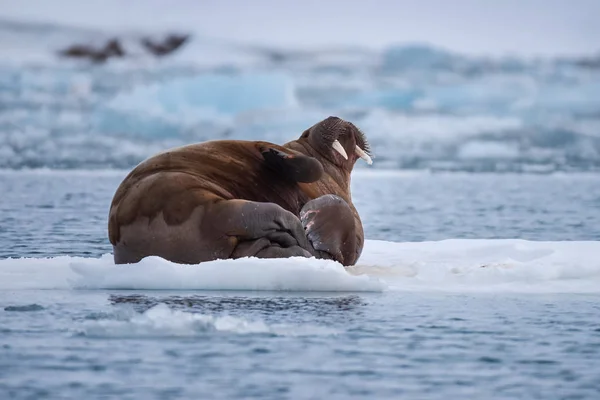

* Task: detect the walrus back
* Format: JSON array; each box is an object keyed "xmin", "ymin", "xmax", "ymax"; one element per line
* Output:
[{"xmin": 108, "ymin": 140, "xmax": 306, "ymax": 245}]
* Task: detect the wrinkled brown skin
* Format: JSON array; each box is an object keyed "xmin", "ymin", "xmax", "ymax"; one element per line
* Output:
[{"xmin": 108, "ymin": 116, "xmax": 370, "ymax": 266}]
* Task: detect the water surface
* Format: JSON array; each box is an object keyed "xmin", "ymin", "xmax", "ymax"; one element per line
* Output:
[{"xmin": 1, "ymin": 171, "xmax": 599, "ymax": 399}]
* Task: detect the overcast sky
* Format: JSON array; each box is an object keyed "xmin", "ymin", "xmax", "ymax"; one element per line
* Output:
[{"xmin": 1, "ymin": 0, "xmax": 598, "ymax": 56}]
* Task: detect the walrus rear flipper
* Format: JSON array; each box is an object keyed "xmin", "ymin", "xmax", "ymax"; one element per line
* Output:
[
  {"xmin": 232, "ymin": 237, "xmax": 312, "ymax": 259},
  {"xmin": 209, "ymin": 199, "xmax": 316, "ymax": 260},
  {"xmin": 261, "ymin": 147, "xmax": 323, "ymax": 183}
]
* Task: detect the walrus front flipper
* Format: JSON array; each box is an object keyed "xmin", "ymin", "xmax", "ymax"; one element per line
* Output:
[
  {"xmin": 261, "ymin": 147, "xmax": 324, "ymax": 183},
  {"xmin": 300, "ymin": 195, "xmax": 359, "ymax": 266}
]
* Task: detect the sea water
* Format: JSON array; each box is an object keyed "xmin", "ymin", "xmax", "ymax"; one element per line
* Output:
[
  {"xmin": 1, "ymin": 11, "xmax": 600, "ymax": 400},
  {"xmin": 1, "ymin": 170, "xmax": 600, "ymax": 399}
]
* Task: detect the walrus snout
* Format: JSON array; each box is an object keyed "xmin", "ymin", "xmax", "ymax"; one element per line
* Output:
[{"xmin": 302, "ymin": 116, "xmax": 373, "ymax": 167}]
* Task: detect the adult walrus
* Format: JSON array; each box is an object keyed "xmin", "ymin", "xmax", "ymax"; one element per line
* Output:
[{"xmin": 108, "ymin": 116, "xmax": 373, "ymax": 266}]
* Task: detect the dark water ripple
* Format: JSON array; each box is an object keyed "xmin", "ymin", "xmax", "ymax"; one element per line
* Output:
[{"xmin": 4, "ymin": 304, "xmax": 45, "ymax": 312}]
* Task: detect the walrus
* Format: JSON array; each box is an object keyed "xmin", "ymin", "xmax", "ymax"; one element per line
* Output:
[{"xmin": 107, "ymin": 116, "xmax": 373, "ymax": 267}]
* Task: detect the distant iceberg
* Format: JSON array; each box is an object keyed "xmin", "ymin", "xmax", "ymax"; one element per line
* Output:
[
  {"xmin": 381, "ymin": 44, "xmax": 460, "ymax": 71},
  {"xmin": 1, "ymin": 19, "xmax": 600, "ymax": 172},
  {"xmin": 96, "ymin": 72, "xmax": 299, "ymax": 138}
]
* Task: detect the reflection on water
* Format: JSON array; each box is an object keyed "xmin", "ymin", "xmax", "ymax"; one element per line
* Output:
[{"xmin": 108, "ymin": 293, "xmax": 367, "ymax": 317}]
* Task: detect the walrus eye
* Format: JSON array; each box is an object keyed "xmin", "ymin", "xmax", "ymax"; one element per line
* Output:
[
  {"xmin": 355, "ymin": 145, "xmax": 373, "ymax": 165},
  {"xmin": 331, "ymin": 140, "xmax": 348, "ymax": 160}
]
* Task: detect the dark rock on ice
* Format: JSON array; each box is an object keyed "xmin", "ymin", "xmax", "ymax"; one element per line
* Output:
[
  {"xmin": 140, "ymin": 34, "xmax": 190, "ymax": 57},
  {"xmin": 58, "ymin": 38, "xmax": 125, "ymax": 63},
  {"xmin": 58, "ymin": 33, "xmax": 190, "ymax": 63}
]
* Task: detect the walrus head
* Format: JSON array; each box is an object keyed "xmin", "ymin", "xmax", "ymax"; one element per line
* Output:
[
  {"xmin": 296, "ymin": 116, "xmax": 373, "ymax": 170},
  {"xmin": 282, "ymin": 116, "xmax": 371, "ymax": 265}
]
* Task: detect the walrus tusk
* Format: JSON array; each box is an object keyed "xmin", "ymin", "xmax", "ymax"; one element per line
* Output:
[
  {"xmin": 355, "ymin": 145, "xmax": 373, "ymax": 165},
  {"xmin": 332, "ymin": 140, "xmax": 348, "ymax": 160}
]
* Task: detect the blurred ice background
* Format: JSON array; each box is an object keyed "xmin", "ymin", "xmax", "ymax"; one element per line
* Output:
[{"xmin": 1, "ymin": 0, "xmax": 599, "ymax": 172}]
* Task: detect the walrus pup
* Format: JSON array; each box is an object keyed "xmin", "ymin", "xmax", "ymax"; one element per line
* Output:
[{"xmin": 108, "ymin": 116, "xmax": 373, "ymax": 266}]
